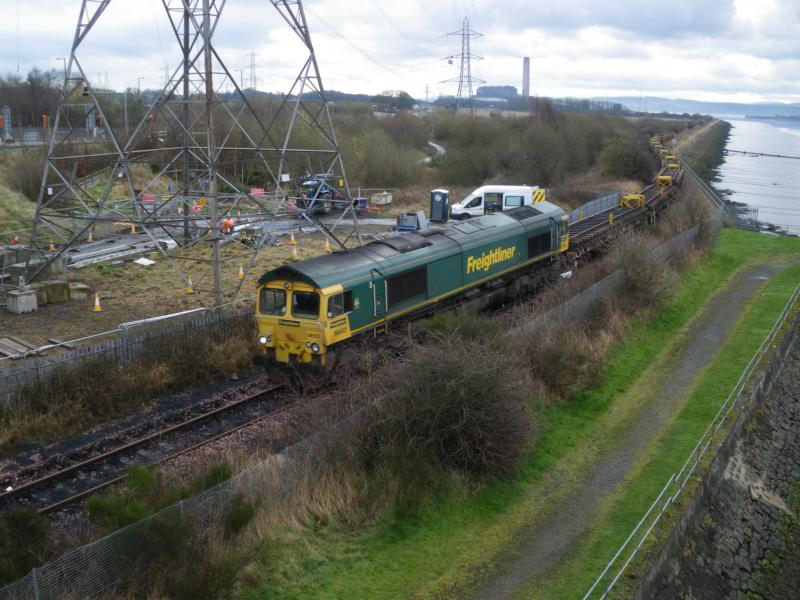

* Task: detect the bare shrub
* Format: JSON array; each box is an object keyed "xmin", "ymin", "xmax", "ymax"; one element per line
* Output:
[
  {"xmin": 376, "ymin": 336, "xmax": 533, "ymax": 478},
  {"xmin": 516, "ymin": 324, "xmax": 604, "ymax": 397},
  {"xmin": 608, "ymin": 232, "xmax": 678, "ymax": 308},
  {"xmin": 1, "ymin": 316, "xmax": 257, "ymax": 453},
  {"xmin": 209, "ymin": 336, "xmax": 255, "ymax": 378}
]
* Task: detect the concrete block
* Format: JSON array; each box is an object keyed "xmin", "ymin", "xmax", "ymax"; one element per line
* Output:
[
  {"xmin": 7, "ymin": 289, "xmax": 38, "ymax": 314},
  {"xmin": 29, "ymin": 282, "xmax": 48, "ymax": 305},
  {"xmin": 43, "ymin": 280, "xmax": 70, "ymax": 303},
  {"xmin": 69, "ymin": 282, "xmax": 91, "ymax": 302}
]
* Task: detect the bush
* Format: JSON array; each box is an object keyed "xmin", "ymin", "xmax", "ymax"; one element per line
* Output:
[
  {"xmin": 378, "ymin": 335, "xmax": 533, "ymax": 477},
  {"xmin": 598, "ymin": 136, "xmax": 658, "ymax": 181},
  {"xmin": 0, "ymin": 508, "xmax": 51, "ymax": 586},
  {"xmin": 608, "ymin": 232, "xmax": 678, "ymax": 308},
  {"xmin": 518, "ymin": 325, "xmax": 604, "ymax": 397}
]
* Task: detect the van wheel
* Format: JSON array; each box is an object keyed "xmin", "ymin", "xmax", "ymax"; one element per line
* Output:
[{"xmin": 460, "ymin": 214, "xmax": 471, "ymax": 220}]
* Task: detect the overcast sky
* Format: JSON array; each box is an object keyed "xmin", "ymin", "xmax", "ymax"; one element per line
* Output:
[{"xmin": 4, "ymin": 0, "xmax": 799, "ymax": 104}]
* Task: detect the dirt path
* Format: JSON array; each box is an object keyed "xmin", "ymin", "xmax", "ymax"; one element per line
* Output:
[{"xmin": 467, "ymin": 261, "xmax": 789, "ymax": 600}]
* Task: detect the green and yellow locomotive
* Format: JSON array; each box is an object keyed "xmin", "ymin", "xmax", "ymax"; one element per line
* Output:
[{"xmin": 256, "ymin": 201, "xmax": 569, "ymax": 365}]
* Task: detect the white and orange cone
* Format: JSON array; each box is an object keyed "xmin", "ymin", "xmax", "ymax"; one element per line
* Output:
[
  {"xmin": 238, "ymin": 264, "xmax": 245, "ymax": 280},
  {"xmin": 49, "ymin": 239, "xmax": 56, "ymax": 252},
  {"xmin": 289, "ymin": 232, "xmax": 297, "ymax": 245},
  {"xmin": 324, "ymin": 238, "xmax": 332, "ymax": 253},
  {"xmin": 93, "ymin": 292, "xmax": 102, "ymax": 312},
  {"xmin": 11, "ymin": 235, "xmax": 18, "ymax": 245},
  {"xmin": 87, "ymin": 228, "xmax": 94, "ymax": 243},
  {"xmin": 186, "ymin": 277, "xmax": 194, "ymax": 294},
  {"xmin": 291, "ymin": 244, "xmax": 299, "ymax": 261},
  {"xmin": 130, "ymin": 222, "xmax": 137, "ymax": 235}
]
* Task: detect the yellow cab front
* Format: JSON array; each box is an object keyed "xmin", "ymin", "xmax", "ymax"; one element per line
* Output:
[{"xmin": 256, "ymin": 281, "xmax": 351, "ymax": 365}]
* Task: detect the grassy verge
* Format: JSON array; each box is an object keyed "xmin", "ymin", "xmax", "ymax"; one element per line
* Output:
[
  {"xmin": 522, "ymin": 261, "xmax": 800, "ymax": 599},
  {"xmin": 236, "ymin": 229, "xmax": 800, "ymax": 600}
]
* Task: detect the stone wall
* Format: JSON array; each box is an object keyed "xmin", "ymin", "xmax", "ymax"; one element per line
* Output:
[{"xmin": 638, "ymin": 315, "xmax": 800, "ymax": 599}]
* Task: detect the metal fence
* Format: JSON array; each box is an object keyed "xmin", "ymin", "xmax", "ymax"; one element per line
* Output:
[
  {"xmin": 0, "ymin": 300, "xmax": 255, "ymax": 404},
  {"xmin": 0, "ymin": 163, "xmax": 734, "ymax": 597},
  {"xmin": 0, "ymin": 399, "xmax": 369, "ymax": 600},
  {"xmin": 568, "ymin": 192, "xmax": 621, "ymax": 224},
  {"xmin": 509, "ymin": 223, "xmax": 709, "ymax": 339},
  {"xmin": 582, "ymin": 283, "xmax": 800, "ymax": 599}
]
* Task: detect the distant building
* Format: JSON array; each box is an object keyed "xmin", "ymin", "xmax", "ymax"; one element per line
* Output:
[{"xmin": 476, "ymin": 85, "xmax": 518, "ymax": 100}]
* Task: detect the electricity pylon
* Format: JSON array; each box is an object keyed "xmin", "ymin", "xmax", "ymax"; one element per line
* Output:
[
  {"xmin": 442, "ymin": 17, "xmax": 484, "ymax": 114},
  {"xmin": 26, "ymin": 0, "xmax": 360, "ymax": 307}
]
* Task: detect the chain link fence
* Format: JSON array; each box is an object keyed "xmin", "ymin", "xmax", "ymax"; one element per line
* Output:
[
  {"xmin": 509, "ymin": 221, "xmax": 714, "ymax": 339},
  {"xmin": 0, "ymin": 167, "xmax": 732, "ymax": 598},
  {"xmin": 0, "ymin": 300, "xmax": 255, "ymax": 405},
  {"xmin": 0, "ymin": 400, "xmax": 369, "ymax": 600}
]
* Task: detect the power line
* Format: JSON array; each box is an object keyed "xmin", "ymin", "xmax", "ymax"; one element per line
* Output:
[
  {"xmin": 305, "ymin": 6, "xmax": 404, "ymax": 76},
  {"xmin": 368, "ymin": 0, "xmax": 437, "ymax": 58},
  {"xmin": 415, "ymin": 0, "xmax": 448, "ymax": 30}
]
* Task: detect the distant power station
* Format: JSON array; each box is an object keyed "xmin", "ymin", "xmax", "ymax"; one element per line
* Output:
[{"xmin": 522, "ymin": 57, "xmax": 530, "ymax": 98}]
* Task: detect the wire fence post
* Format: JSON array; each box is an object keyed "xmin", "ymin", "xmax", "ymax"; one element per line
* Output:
[
  {"xmin": 282, "ymin": 448, "xmax": 290, "ymax": 502},
  {"xmin": 30, "ymin": 568, "xmax": 39, "ymax": 600}
]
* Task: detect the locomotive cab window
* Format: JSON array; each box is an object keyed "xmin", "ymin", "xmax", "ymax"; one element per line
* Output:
[
  {"xmin": 327, "ymin": 290, "xmax": 354, "ymax": 317},
  {"xmin": 259, "ymin": 288, "xmax": 286, "ymax": 315},
  {"xmin": 387, "ymin": 267, "xmax": 427, "ymax": 309},
  {"xmin": 292, "ymin": 291, "xmax": 320, "ymax": 319}
]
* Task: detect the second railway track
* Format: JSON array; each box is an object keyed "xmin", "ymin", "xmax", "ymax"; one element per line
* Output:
[{"xmin": 0, "ymin": 383, "xmax": 286, "ymax": 514}]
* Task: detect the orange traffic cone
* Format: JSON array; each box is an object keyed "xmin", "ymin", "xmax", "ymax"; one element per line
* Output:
[
  {"xmin": 186, "ymin": 277, "xmax": 194, "ymax": 294},
  {"xmin": 93, "ymin": 292, "xmax": 102, "ymax": 312},
  {"xmin": 291, "ymin": 244, "xmax": 299, "ymax": 261},
  {"xmin": 289, "ymin": 232, "xmax": 297, "ymax": 245},
  {"xmin": 324, "ymin": 238, "xmax": 332, "ymax": 253},
  {"xmin": 87, "ymin": 229, "xmax": 94, "ymax": 243},
  {"xmin": 11, "ymin": 235, "xmax": 18, "ymax": 245},
  {"xmin": 130, "ymin": 222, "xmax": 137, "ymax": 235},
  {"xmin": 49, "ymin": 239, "xmax": 56, "ymax": 252},
  {"xmin": 238, "ymin": 264, "xmax": 245, "ymax": 280}
]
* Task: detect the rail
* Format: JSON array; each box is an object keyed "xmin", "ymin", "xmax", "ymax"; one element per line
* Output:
[
  {"xmin": 583, "ymin": 281, "xmax": 800, "ymax": 599},
  {"xmin": 0, "ymin": 384, "xmax": 284, "ymax": 514}
]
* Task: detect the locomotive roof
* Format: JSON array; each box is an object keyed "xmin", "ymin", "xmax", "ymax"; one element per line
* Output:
[{"xmin": 257, "ymin": 201, "xmax": 565, "ymax": 289}]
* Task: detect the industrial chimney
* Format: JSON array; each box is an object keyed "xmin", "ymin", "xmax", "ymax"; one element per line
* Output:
[{"xmin": 522, "ymin": 57, "xmax": 530, "ymax": 98}]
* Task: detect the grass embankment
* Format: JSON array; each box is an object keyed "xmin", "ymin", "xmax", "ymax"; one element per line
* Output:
[
  {"xmin": 0, "ymin": 176, "xmax": 34, "ymax": 235},
  {"xmin": 239, "ymin": 229, "xmax": 800, "ymax": 600},
  {"xmin": 524, "ymin": 258, "xmax": 800, "ymax": 599}
]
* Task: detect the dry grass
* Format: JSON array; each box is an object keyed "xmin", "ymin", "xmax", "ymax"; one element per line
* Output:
[{"xmin": 0, "ymin": 317, "xmax": 256, "ymax": 454}]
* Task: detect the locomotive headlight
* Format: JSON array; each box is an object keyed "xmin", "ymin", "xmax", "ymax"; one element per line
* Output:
[
  {"xmin": 311, "ymin": 343, "xmax": 320, "ymax": 353},
  {"xmin": 305, "ymin": 342, "xmax": 311, "ymax": 348},
  {"xmin": 258, "ymin": 336, "xmax": 268, "ymax": 345}
]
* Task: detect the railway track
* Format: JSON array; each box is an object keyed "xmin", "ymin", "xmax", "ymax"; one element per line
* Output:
[
  {"xmin": 568, "ymin": 165, "xmax": 682, "ymax": 252},
  {"xmin": 0, "ymin": 383, "xmax": 286, "ymax": 514}
]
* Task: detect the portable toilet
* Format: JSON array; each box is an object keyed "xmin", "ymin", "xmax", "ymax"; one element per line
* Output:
[{"xmin": 430, "ymin": 188, "xmax": 449, "ymax": 222}]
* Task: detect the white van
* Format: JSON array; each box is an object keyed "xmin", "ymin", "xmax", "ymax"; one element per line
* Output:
[{"xmin": 450, "ymin": 185, "xmax": 541, "ymax": 219}]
